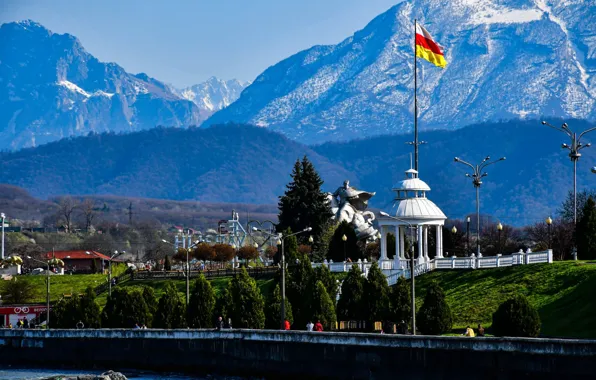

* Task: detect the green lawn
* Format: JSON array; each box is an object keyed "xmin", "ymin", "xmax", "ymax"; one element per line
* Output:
[{"xmin": 415, "ymin": 261, "xmax": 596, "ymax": 338}]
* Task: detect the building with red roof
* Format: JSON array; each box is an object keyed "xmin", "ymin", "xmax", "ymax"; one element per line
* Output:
[{"xmin": 44, "ymin": 250, "xmax": 120, "ymax": 273}]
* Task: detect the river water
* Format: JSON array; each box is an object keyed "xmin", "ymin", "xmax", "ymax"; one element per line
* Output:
[{"xmin": 0, "ymin": 368, "xmax": 252, "ymax": 380}]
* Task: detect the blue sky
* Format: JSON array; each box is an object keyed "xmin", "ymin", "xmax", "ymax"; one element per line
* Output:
[{"xmin": 1, "ymin": 0, "xmax": 400, "ymax": 87}]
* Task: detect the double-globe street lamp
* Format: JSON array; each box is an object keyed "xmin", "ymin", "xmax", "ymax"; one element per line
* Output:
[
  {"xmin": 162, "ymin": 239, "xmax": 200, "ymax": 304},
  {"xmin": 254, "ymin": 226, "xmax": 311, "ymax": 329},
  {"xmin": 454, "ymin": 156, "xmax": 506, "ymax": 257},
  {"xmin": 497, "ymin": 222, "xmax": 503, "ymax": 255},
  {"xmin": 379, "ymin": 211, "xmax": 418, "ymax": 335}
]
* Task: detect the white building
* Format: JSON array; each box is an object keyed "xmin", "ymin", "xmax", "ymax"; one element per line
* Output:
[{"xmin": 377, "ymin": 168, "xmax": 447, "ymax": 270}]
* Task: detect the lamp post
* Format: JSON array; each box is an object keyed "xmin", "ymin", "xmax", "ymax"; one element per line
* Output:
[
  {"xmin": 254, "ymin": 226, "xmax": 311, "ymax": 329},
  {"xmin": 546, "ymin": 216, "xmax": 553, "ymax": 249},
  {"xmin": 466, "ymin": 216, "xmax": 471, "ymax": 256},
  {"xmin": 27, "ymin": 256, "xmax": 53, "ymax": 328},
  {"xmin": 1, "ymin": 213, "xmax": 5, "ymax": 260},
  {"xmin": 162, "ymin": 239, "xmax": 200, "ymax": 304},
  {"xmin": 341, "ymin": 234, "xmax": 347, "ymax": 262},
  {"xmin": 497, "ymin": 222, "xmax": 503, "ymax": 254},
  {"xmin": 542, "ymin": 121, "xmax": 596, "ymax": 226},
  {"xmin": 454, "ymin": 156, "xmax": 506, "ymax": 257},
  {"xmin": 379, "ymin": 211, "xmax": 417, "ymax": 335}
]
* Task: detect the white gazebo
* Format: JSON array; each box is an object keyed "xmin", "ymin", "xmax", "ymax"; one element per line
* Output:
[{"xmin": 378, "ymin": 168, "xmax": 447, "ymax": 269}]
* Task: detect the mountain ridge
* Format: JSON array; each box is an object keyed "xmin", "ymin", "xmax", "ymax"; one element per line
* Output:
[{"xmin": 205, "ymin": 0, "xmax": 596, "ymax": 144}]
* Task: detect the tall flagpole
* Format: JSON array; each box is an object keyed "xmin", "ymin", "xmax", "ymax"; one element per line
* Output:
[{"xmin": 414, "ymin": 19, "xmax": 419, "ymax": 173}]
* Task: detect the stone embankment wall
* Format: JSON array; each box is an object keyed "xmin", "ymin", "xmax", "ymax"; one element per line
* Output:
[{"xmin": 1, "ymin": 329, "xmax": 595, "ymax": 379}]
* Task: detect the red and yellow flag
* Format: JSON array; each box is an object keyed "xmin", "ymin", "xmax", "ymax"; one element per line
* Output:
[{"xmin": 415, "ymin": 23, "xmax": 447, "ymax": 68}]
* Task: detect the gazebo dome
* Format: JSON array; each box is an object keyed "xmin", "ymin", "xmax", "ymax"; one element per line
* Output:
[
  {"xmin": 392, "ymin": 169, "xmax": 431, "ymax": 200},
  {"xmin": 393, "ymin": 198, "xmax": 447, "ymax": 219}
]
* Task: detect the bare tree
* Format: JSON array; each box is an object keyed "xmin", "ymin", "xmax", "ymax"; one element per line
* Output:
[
  {"xmin": 80, "ymin": 199, "xmax": 97, "ymax": 232},
  {"xmin": 58, "ymin": 197, "xmax": 78, "ymax": 233}
]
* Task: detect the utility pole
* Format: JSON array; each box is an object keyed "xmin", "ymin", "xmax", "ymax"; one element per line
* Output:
[{"xmin": 127, "ymin": 202, "xmax": 133, "ymax": 225}]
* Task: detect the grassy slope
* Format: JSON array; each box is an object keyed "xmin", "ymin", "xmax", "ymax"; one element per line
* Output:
[{"xmin": 415, "ymin": 261, "xmax": 596, "ymax": 338}]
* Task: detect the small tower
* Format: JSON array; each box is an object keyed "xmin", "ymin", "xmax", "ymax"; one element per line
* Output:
[{"xmin": 378, "ymin": 168, "xmax": 447, "ymax": 268}]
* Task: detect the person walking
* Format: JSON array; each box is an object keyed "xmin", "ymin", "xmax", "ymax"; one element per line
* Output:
[
  {"xmin": 216, "ymin": 316, "xmax": 223, "ymax": 330},
  {"xmin": 284, "ymin": 319, "xmax": 290, "ymax": 330},
  {"xmin": 76, "ymin": 320, "xmax": 84, "ymax": 329},
  {"xmin": 464, "ymin": 325, "xmax": 475, "ymax": 337},
  {"xmin": 306, "ymin": 321, "xmax": 314, "ymax": 331},
  {"xmin": 314, "ymin": 320, "xmax": 324, "ymax": 332},
  {"xmin": 225, "ymin": 318, "xmax": 233, "ymax": 329},
  {"xmin": 23, "ymin": 316, "xmax": 29, "ymax": 329}
]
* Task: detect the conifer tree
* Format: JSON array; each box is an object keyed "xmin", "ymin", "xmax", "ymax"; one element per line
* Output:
[
  {"xmin": 223, "ymin": 268, "xmax": 265, "ymax": 328},
  {"xmin": 327, "ymin": 221, "xmax": 362, "ymax": 262},
  {"xmin": 277, "ymin": 156, "xmax": 333, "ymax": 250},
  {"xmin": 90, "ymin": 259, "xmax": 98, "ymax": 274},
  {"xmin": 187, "ymin": 274, "xmax": 216, "ymax": 328},
  {"xmin": 53, "ymin": 296, "xmax": 80, "ymax": 328},
  {"xmin": 336, "ymin": 264, "xmax": 366, "ymax": 321},
  {"xmin": 314, "ymin": 265, "xmax": 338, "ymax": 303},
  {"xmin": 78, "ymin": 286, "xmax": 101, "ymax": 328},
  {"xmin": 311, "ymin": 280, "xmax": 337, "ymax": 330},
  {"xmin": 164, "ymin": 255, "xmax": 172, "ymax": 271},
  {"xmin": 265, "ymin": 283, "xmax": 293, "ymax": 329},
  {"xmin": 140, "ymin": 285, "xmax": 158, "ymax": 320},
  {"xmin": 577, "ymin": 196, "xmax": 596, "ymax": 259},
  {"xmin": 286, "ymin": 253, "xmax": 314, "ymax": 327},
  {"xmin": 363, "ymin": 262, "xmax": 390, "ymax": 328},
  {"xmin": 101, "ymin": 288, "xmax": 152, "ymax": 328},
  {"xmin": 417, "ymin": 282, "xmax": 453, "ymax": 335},
  {"xmin": 154, "ymin": 282, "xmax": 186, "ymax": 328},
  {"xmin": 389, "ymin": 276, "xmax": 411, "ymax": 326}
]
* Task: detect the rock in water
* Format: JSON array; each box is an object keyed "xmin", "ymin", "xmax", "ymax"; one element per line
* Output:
[{"xmin": 100, "ymin": 370, "xmax": 128, "ymax": 380}]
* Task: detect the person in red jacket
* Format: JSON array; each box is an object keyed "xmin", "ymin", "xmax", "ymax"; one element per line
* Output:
[
  {"xmin": 314, "ymin": 320, "xmax": 324, "ymax": 332},
  {"xmin": 284, "ymin": 319, "xmax": 291, "ymax": 330}
]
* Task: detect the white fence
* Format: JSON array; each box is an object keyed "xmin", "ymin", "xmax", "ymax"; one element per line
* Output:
[{"xmin": 312, "ymin": 249, "xmax": 553, "ymax": 286}]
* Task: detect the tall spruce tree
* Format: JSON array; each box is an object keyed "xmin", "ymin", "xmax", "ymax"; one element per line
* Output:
[
  {"xmin": 224, "ymin": 268, "xmax": 265, "ymax": 328},
  {"xmin": 154, "ymin": 282, "xmax": 186, "ymax": 328},
  {"xmin": 363, "ymin": 262, "xmax": 390, "ymax": 329},
  {"xmin": 389, "ymin": 276, "xmax": 411, "ymax": 326},
  {"xmin": 577, "ymin": 196, "xmax": 596, "ymax": 260},
  {"xmin": 187, "ymin": 274, "xmax": 216, "ymax": 328},
  {"xmin": 417, "ymin": 282, "xmax": 453, "ymax": 335},
  {"xmin": 265, "ymin": 283, "xmax": 294, "ymax": 329},
  {"xmin": 277, "ymin": 156, "xmax": 333, "ymax": 250},
  {"xmin": 311, "ymin": 280, "xmax": 337, "ymax": 330},
  {"xmin": 336, "ymin": 264, "xmax": 366, "ymax": 321}
]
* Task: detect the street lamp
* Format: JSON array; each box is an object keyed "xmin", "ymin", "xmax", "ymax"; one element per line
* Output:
[
  {"xmin": 1, "ymin": 213, "xmax": 5, "ymax": 260},
  {"xmin": 451, "ymin": 226, "xmax": 457, "ymax": 234},
  {"xmin": 497, "ymin": 222, "xmax": 503, "ymax": 254},
  {"xmin": 162, "ymin": 239, "xmax": 200, "ymax": 304},
  {"xmin": 379, "ymin": 211, "xmax": 417, "ymax": 335},
  {"xmin": 454, "ymin": 156, "xmax": 506, "ymax": 257},
  {"xmin": 341, "ymin": 234, "xmax": 347, "ymax": 262},
  {"xmin": 27, "ymin": 256, "xmax": 54, "ymax": 329},
  {"xmin": 466, "ymin": 216, "xmax": 471, "ymax": 256},
  {"xmin": 542, "ymin": 121, "xmax": 596, "ymax": 227},
  {"xmin": 255, "ymin": 226, "xmax": 311, "ymax": 329},
  {"xmin": 546, "ymin": 216, "xmax": 553, "ymax": 249}
]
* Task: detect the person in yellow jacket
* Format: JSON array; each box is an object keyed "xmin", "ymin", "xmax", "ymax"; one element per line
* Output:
[{"xmin": 464, "ymin": 325, "xmax": 475, "ymax": 337}]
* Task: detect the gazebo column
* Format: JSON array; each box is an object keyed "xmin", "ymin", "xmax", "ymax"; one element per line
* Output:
[
  {"xmin": 417, "ymin": 225, "xmax": 424, "ymax": 263},
  {"xmin": 399, "ymin": 226, "xmax": 406, "ymax": 259},
  {"xmin": 424, "ymin": 225, "xmax": 429, "ymax": 260},
  {"xmin": 436, "ymin": 225, "xmax": 443, "ymax": 258},
  {"xmin": 380, "ymin": 225, "xmax": 388, "ymax": 260}
]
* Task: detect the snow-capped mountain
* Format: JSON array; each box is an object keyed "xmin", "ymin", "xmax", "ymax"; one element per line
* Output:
[
  {"xmin": 173, "ymin": 77, "xmax": 249, "ymax": 119},
  {"xmin": 0, "ymin": 21, "xmax": 240, "ymax": 150},
  {"xmin": 205, "ymin": 0, "xmax": 596, "ymax": 144}
]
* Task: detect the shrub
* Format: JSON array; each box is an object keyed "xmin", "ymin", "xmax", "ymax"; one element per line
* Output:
[
  {"xmin": 311, "ymin": 280, "xmax": 336, "ymax": 330},
  {"xmin": 336, "ymin": 264, "xmax": 365, "ymax": 321},
  {"xmin": 389, "ymin": 276, "xmax": 411, "ymax": 326},
  {"xmin": 221, "ymin": 268, "xmax": 265, "ymax": 328},
  {"xmin": 364, "ymin": 262, "xmax": 390, "ymax": 328},
  {"xmin": 492, "ymin": 294, "xmax": 541, "ymax": 337},
  {"xmin": 417, "ymin": 282, "xmax": 453, "ymax": 335},
  {"xmin": 154, "ymin": 282, "xmax": 185, "ymax": 328}
]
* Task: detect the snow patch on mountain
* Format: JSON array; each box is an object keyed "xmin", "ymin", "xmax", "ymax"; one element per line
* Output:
[{"xmin": 174, "ymin": 77, "xmax": 248, "ymax": 115}]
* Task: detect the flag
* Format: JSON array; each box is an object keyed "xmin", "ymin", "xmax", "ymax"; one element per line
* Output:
[{"xmin": 415, "ymin": 23, "xmax": 447, "ymax": 68}]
